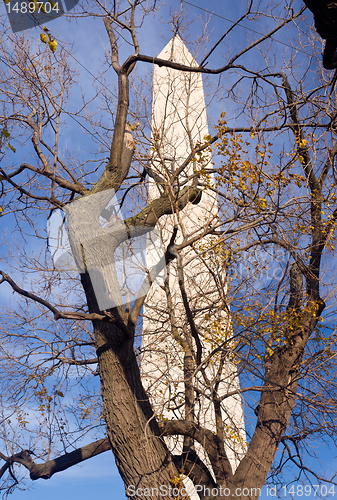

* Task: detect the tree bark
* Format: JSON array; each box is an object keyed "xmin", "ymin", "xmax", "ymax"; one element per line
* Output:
[{"xmin": 81, "ymin": 273, "xmax": 178, "ymax": 499}]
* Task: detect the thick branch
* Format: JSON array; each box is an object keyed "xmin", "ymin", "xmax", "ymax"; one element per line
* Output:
[
  {"xmin": 31, "ymin": 135, "xmax": 51, "ymax": 173},
  {"xmin": 55, "ymin": 356, "xmax": 98, "ymax": 366},
  {"xmin": 122, "ymin": 8, "xmax": 305, "ymax": 74},
  {"xmin": 281, "ymin": 73, "xmax": 325, "ymax": 301},
  {"xmin": 287, "ymin": 262, "xmax": 303, "ymax": 311},
  {"xmin": 282, "ymin": 74, "xmax": 321, "ymax": 196},
  {"xmin": 104, "ymin": 16, "xmax": 121, "ymax": 73},
  {"xmin": 0, "ymin": 168, "xmax": 64, "ymax": 208},
  {"xmin": 0, "ymin": 272, "xmax": 115, "ymax": 323},
  {"xmin": 172, "ymin": 454, "xmax": 217, "ymax": 500},
  {"xmin": 124, "ymin": 185, "xmax": 202, "ymax": 231},
  {"xmin": 19, "ymin": 162, "xmax": 87, "ymax": 195},
  {"xmin": 159, "ymin": 420, "xmax": 233, "ymax": 482},
  {"xmin": 90, "ymin": 17, "xmax": 132, "ymax": 195},
  {"xmin": 90, "ymin": 113, "xmax": 133, "ymax": 195},
  {"xmin": 169, "ymin": 247, "xmax": 202, "ymax": 366},
  {"xmin": 123, "ymin": 53, "xmax": 234, "ymax": 74},
  {"xmin": 319, "ymin": 142, "xmax": 337, "ymax": 186},
  {"xmin": 0, "ymin": 439, "xmax": 111, "ymax": 481}
]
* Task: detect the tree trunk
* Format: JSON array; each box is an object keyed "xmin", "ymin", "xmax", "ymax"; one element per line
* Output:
[{"xmin": 81, "ymin": 273, "xmax": 178, "ymax": 499}]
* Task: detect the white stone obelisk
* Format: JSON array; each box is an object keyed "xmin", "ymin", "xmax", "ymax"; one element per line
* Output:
[{"xmin": 141, "ymin": 36, "xmax": 246, "ymax": 487}]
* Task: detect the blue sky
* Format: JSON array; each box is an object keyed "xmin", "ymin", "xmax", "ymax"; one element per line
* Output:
[{"xmin": 0, "ymin": 0, "xmax": 336, "ymax": 499}]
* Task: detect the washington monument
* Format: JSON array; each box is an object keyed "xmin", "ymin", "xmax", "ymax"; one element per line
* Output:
[{"xmin": 141, "ymin": 36, "xmax": 246, "ymax": 489}]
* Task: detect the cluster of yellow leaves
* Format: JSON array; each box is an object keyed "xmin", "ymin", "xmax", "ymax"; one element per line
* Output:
[
  {"xmin": 40, "ymin": 26, "xmax": 57, "ymax": 53},
  {"xmin": 170, "ymin": 475, "xmax": 183, "ymax": 486},
  {"xmin": 79, "ymin": 400, "xmax": 91, "ymax": 420},
  {"xmin": 203, "ymin": 314, "xmax": 233, "ymax": 347},
  {"xmin": 197, "ymin": 237, "xmax": 230, "ymax": 265},
  {"xmin": 131, "ymin": 121, "xmax": 141, "ymax": 131},
  {"xmin": 213, "ymin": 117, "xmax": 309, "ymax": 214},
  {"xmin": 213, "ymin": 117, "xmax": 337, "ymax": 258},
  {"xmin": 35, "ymin": 385, "xmax": 53, "ymax": 413},
  {"xmin": 192, "ymin": 135, "xmax": 214, "ymax": 187},
  {"xmin": 29, "ymin": 369, "xmax": 65, "ymax": 417},
  {"xmin": 2, "ymin": 128, "xmax": 15, "ymax": 153},
  {"xmin": 231, "ymin": 296, "xmax": 331, "ymax": 365},
  {"xmin": 231, "ymin": 302, "xmax": 305, "ymax": 362},
  {"xmin": 222, "ymin": 423, "xmax": 247, "ymax": 445},
  {"xmin": 16, "ymin": 410, "xmax": 30, "ymax": 429}
]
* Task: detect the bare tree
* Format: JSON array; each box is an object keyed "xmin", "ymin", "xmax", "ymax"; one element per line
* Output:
[{"xmin": 0, "ymin": 2, "xmax": 336, "ymax": 499}]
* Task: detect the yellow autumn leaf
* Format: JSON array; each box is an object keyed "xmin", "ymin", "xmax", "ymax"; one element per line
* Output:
[
  {"xmin": 42, "ymin": 26, "xmax": 49, "ymax": 32},
  {"xmin": 30, "ymin": 0, "xmax": 39, "ymax": 12},
  {"xmin": 8, "ymin": 143, "xmax": 16, "ymax": 153},
  {"xmin": 3, "ymin": 0, "xmax": 10, "ymax": 4},
  {"xmin": 48, "ymin": 39, "xmax": 57, "ymax": 53},
  {"xmin": 2, "ymin": 129, "xmax": 10, "ymax": 138},
  {"xmin": 40, "ymin": 33, "xmax": 47, "ymax": 43},
  {"xmin": 0, "ymin": 207, "xmax": 3, "ymax": 215},
  {"xmin": 40, "ymin": 2, "xmax": 48, "ymax": 13}
]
